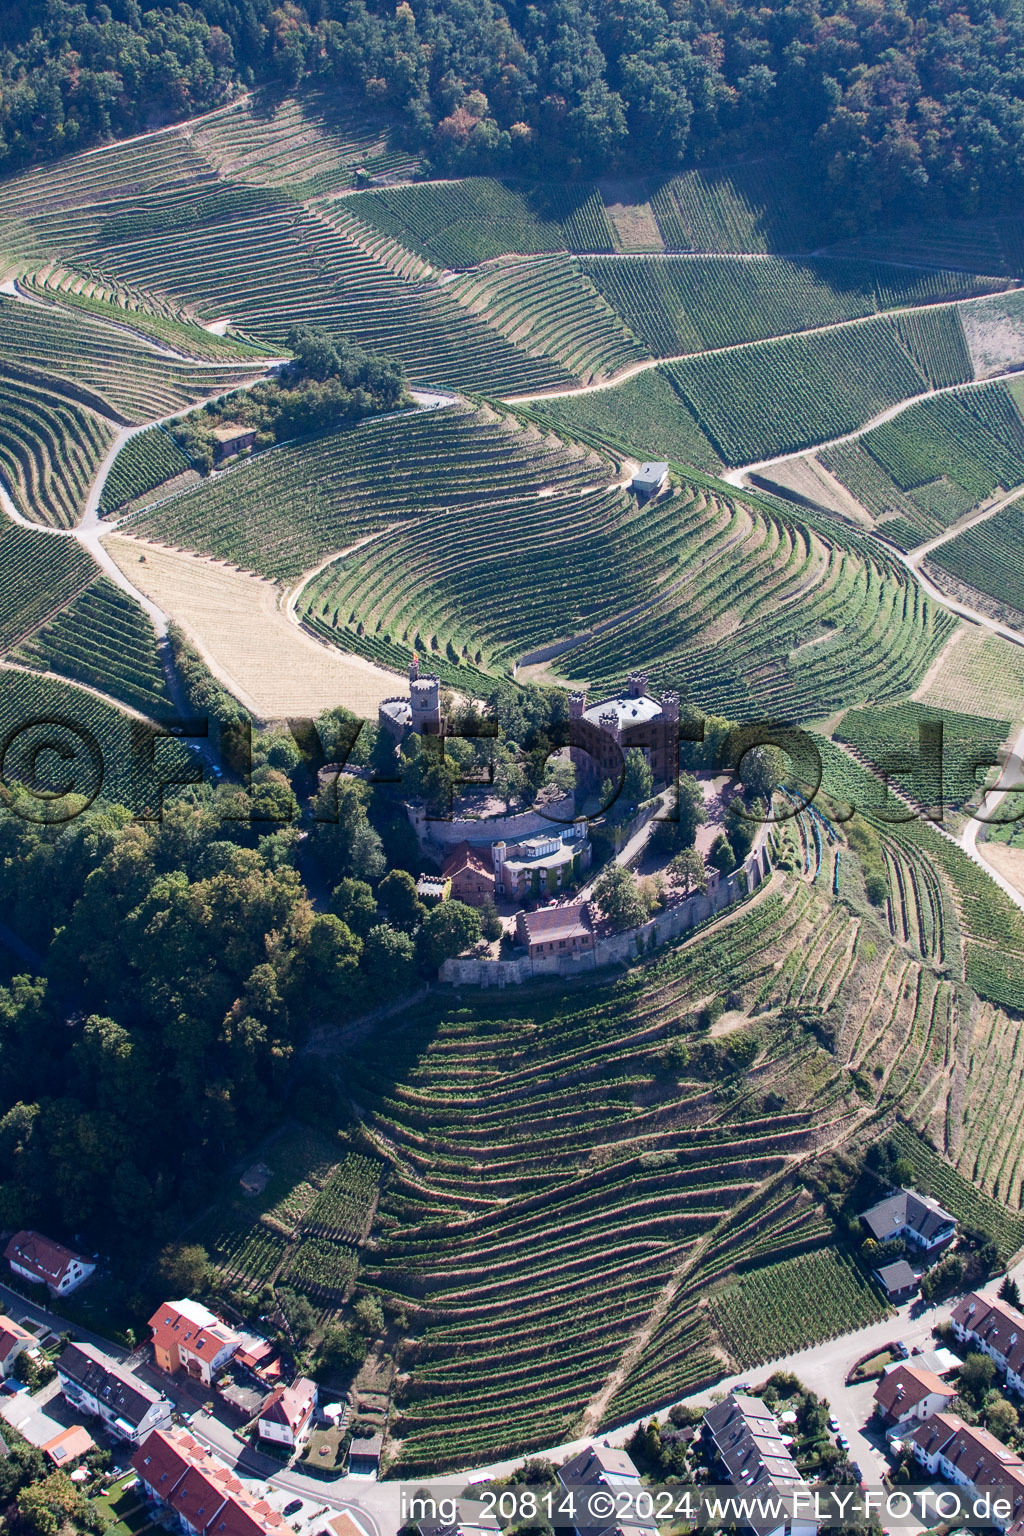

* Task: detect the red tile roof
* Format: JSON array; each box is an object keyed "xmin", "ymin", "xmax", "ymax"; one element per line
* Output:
[
  {"xmin": 149, "ymin": 1300, "xmax": 240, "ymax": 1365},
  {"xmin": 42, "ymin": 1426, "xmax": 95, "ymax": 1465},
  {"xmin": 132, "ymin": 1431, "xmax": 284, "ymax": 1536},
  {"xmin": 874, "ymin": 1364, "xmax": 954, "ymax": 1417},
  {"xmin": 260, "ymin": 1378, "xmax": 316, "ymax": 1434},
  {"xmin": 4, "ymin": 1231, "xmax": 87, "ymax": 1288},
  {"xmin": 0, "ymin": 1314, "xmax": 34, "ymax": 1365},
  {"xmin": 518, "ymin": 901, "xmax": 594, "ymax": 946},
  {"xmin": 443, "ymin": 842, "xmax": 493, "ymax": 880}
]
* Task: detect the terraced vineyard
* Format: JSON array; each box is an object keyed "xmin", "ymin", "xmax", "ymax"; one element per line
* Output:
[
  {"xmin": 189, "ymin": 91, "xmax": 423, "ymax": 194},
  {"xmin": 709, "ymin": 1250, "xmax": 890, "ymax": 1368},
  {"xmin": 339, "ymin": 879, "xmax": 869, "ymax": 1470},
  {"xmin": 520, "ymin": 368, "xmax": 720, "ymax": 470},
  {"xmin": 834, "ymin": 702, "xmax": 1010, "ymax": 814},
  {"xmin": 49, "ymin": 198, "xmax": 576, "ymax": 394},
  {"xmin": 0, "ymin": 667, "xmax": 194, "ymax": 814},
  {"xmin": 927, "ymin": 493, "xmax": 1024, "ymax": 620},
  {"xmin": 447, "ymin": 258, "xmax": 647, "ymax": 382},
  {"xmin": 294, "ymin": 471, "xmax": 954, "ymax": 715},
  {"xmin": 128, "ymin": 403, "xmax": 608, "ymax": 583},
  {"xmin": 22, "ymin": 266, "xmax": 280, "ymax": 361},
  {"xmin": 0, "ymin": 366, "xmax": 114, "ymax": 527},
  {"xmin": 822, "ymin": 383, "xmax": 1024, "ymax": 547},
  {"xmin": 11, "ymin": 578, "xmax": 171, "ymax": 716},
  {"xmin": 0, "ymin": 517, "xmax": 97, "ymax": 648},
  {"xmin": 665, "ymin": 321, "xmax": 930, "ymax": 465},
  {"xmin": 0, "ymin": 293, "xmax": 270, "ymax": 424},
  {"xmin": 99, "ymin": 427, "xmax": 195, "ymax": 514},
  {"xmin": 581, "ymin": 257, "xmax": 999, "ymax": 359}
]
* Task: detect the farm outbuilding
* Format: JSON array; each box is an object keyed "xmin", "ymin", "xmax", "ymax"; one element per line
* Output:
[{"xmin": 630, "ymin": 461, "xmax": 669, "ymax": 498}]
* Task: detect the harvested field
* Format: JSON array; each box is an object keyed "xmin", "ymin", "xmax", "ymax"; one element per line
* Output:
[
  {"xmin": 912, "ymin": 626, "xmax": 1024, "ymax": 721},
  {"xmin": 103, "ymin": 533, "xmax": 401, "ymax": 719},
  {"xmin": 978, "ymin": 840, "xmax": 1024, "ymax": 898},
  {"xmin": 961, "ymin": 291, "xmax": 1024, "ymax": 378},
  {"xmin": 754, "ymin": 455, "xmax": 875, "ymax": 527}
]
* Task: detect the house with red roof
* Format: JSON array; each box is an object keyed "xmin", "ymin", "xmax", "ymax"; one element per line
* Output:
[
  {"xmin": 0, "ymin": 1314, "xmax": 36, "ymax": 1378},
  {"xmin": 4, "ymin": 1231, "xmax": 95, "ymax": 1296},
  {"xmin": 873, "ymin": 1364, "xmax": 956, "ymax": 1429},
  {"xmin": 257, "ymin": 1377, "xmax": 317, "ymax": 1451},
  {"xmin": 515, "ymin": 901, "xmax": 595, "ymax": 959},
  {"xmin": 909, "ymin": 1412, "xmax": 1024, "ymax": 1533},
  {"xmin": 951, "ymin": 1291, "xmax": 1024, "ymax": 1395},
  {"xmin": 149, "ymin": 1300, "xmax": 241, "ymax": 1386},
  {"xmin": 41, "ymin": 1425, "xmax": 95, "ymax": 1467},
  {"xmin": 132, "ymin": 1429, "xmax": 286, "ymax": 1536}
]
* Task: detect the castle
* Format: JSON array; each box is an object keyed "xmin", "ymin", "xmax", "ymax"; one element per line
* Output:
[
  {"xmin": 569, "ymin": 672, "xmax": 680, "ymax": 788},
  {"xmin": 378, "ymin": 655, "xmax": 443, "ymax": 739}
]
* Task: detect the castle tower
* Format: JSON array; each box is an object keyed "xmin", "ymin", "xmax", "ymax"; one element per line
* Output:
[
  {"xmin": 410, "ymin": 674, "xmax": 442, "ymax": 736},
  {"xmin": 627, "ymin": 671, "xmax": 649, "ymax": 699},
  {"xmin": 599, "ymin": 708, "xmax": 621, "ymax": 741},
  {"xmin": 660, "ymin": 690, "xmax": 680, "ymax": 723},
  {"xmin": 568, "ymin": 690, "xmax": 587, "ymax": 721},
  {"xmin": 409, "ymin": 652, "xmax": 420, "ymax": 684}
]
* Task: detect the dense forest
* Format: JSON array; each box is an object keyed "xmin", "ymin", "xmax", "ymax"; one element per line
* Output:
[{"xmin": 3, "ymin": 0, "xmax": 1024, "ymax": 230}]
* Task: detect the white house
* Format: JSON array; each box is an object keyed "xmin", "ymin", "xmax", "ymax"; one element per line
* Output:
[
  {"xmin": 873, "ymin": 1364, "xmax": 956, "ymax": 1431},
  {"xmin": 257, "ymin": 1378, "xmax": 317, "ymax": 1452},
  {"xmin": 951, "ymin": 1292, "xmax": 1024, "ymax": 1394},
  {"xmin": 910, "ymin": 1413, "xmax": 1024, "ymax": 1529},
  {"xmin": 4, "ymin": 1231, "xmax": 95, "ymax": 1295},
  {"xmin": 0, "ymin": 1314, "xmax": 36, "ymax": 1378},
  {"xmin": 57, "ymin": 1342, "xmax": 173, "ymax": 1444}
]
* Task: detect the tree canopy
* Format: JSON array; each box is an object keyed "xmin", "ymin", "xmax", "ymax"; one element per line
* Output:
[{"xmin": 4, "ymin": 0, "xmax": 1024, "ymax": 232}]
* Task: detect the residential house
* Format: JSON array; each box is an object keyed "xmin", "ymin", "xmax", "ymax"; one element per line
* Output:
[
  {"xmin": 132, "ymin": 1429, "xmax": 287, "ymax": 1536},
  {"xmin": 703, "ymin": 1393, "xmax": 820, "ymax": 1536},
  {"xmin": 951, "ymin": 1292, "xmax": 1024, "ymax": 1394},
  {"xmin": 57, "ymin": 1342, "xmax": 173, "ymax": 1444},
  {"xmin": 909, "ymin": 1413, "xmax": 1024, "ymax": 1529},
  {"xmin": 860, "ymin": 1189, "xmax": 957, "ymax": 1254},
  {"xmin": 149, "ymin": 1299, "xmax": 242, "ymax": 1385},
  {"xmin": 558, "ymin": 1442, "xmax": 657, "ymax": 1536},
  {"xmin": 0, "ymin": 1315, "xmax": 36, "ymax": 1378},
  {"xmin": 4, "ymin": 1231, "xmax": 95, "ymax": 1296},
  {"xmin": 873, "ymin": 1365, "xmax": 956, "ymax": 1430},
  {"xmin": 874, "ymin": 1260, "xmax": 919, "ymax": 1303},
  {"xmin": 41, "ymin": 1426, "xmax": 95, "ymax": 1467},
  {"xmin": 516, "ymin": 901, "xmax": 595, "ymax": 959},
  {"xmin": 257, "ymin": 1377, "xmax": 317, "ymax": 1452}
]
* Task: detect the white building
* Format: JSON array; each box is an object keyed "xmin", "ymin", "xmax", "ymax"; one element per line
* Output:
[
  {"xmin": 257, "ymin": 1378, "xmax": 317, "ymax": 1451},
  {"xmin": 4, "ymin": 1231, "xmax": 95, "ymax": 1296},
  {"xmin": 58, "ymin": 1342, "xmax": 173, "ymax": 1444}
]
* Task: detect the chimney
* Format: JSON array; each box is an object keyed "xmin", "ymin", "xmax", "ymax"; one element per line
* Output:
[{"xmin": 409, "ymin": 653, "xmax": 419, "ymax": 684}]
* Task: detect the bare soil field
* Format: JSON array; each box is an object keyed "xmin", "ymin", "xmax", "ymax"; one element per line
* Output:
[
  {"xmin": 756, "ymin": 454, "xmax": 875, "ymax": 527},
  {"xmin": 913, "ymin": 625, "xmax": 1024, "ymax": 722},
  {"xmin": 978, "ymin": 840, "xmax": 1024, "ymax": 897},
  {"xmin": 104, "ymin": 532, "xmax": 402, "ymax": 720},
  {"xmin": 961, "ymin": 291, "xmax": 1024, "ymax": 378}
]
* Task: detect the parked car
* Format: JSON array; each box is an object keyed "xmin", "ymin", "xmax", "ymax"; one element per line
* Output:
[
  {"xmin": 283, "ymin": 1501, "xmax": 303, "ymax": 1517},
  {"xmin": 837, "ymin": 1434, "xmax": 850, "ymax": 1451},
  {"xmin": 828, "ymin": 1415, "xmax": 840, "ymax": 1431},
  {"xmin": 893, "ymin": 1340, "xmax": 910, "ymax": 1359}
]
